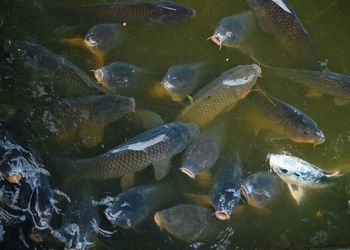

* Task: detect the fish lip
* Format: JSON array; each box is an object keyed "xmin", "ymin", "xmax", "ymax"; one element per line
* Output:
[
  {"xmin": 240, "ymin": 184, "xmax": 250, "ymax": 202},
  {"xmin": 210, "ymin": 35, "xmax": 222, "ymax": 47},
  {"xmin": 179, "ymin": 167, "xmax": 195, "ymax": 179},
  {"xmin": 4, "ymin": 173, "xmax": 22, "ymax": 184},
  {"xmin": 154, "ymin": 212, "xmax": 162, "ymax": 229},
  {"xmin": 129, "ymin": 98, "xmax": 136, "ymax": 113},
  {"xmin": 214, "ymin": 210, "xmax": 230, "ymax": 221},
  {"xmin": 94, "ymin": 69, "xmax": 104, "ymax": 83}
]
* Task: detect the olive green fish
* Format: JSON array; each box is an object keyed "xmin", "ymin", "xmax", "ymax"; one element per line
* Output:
[
  {"xmin": 241, "ymin": 91, "xmax": 325, "ymax": 144},
  {"xmin": 177, "ymin": 64, "xmax": 261, "ymax": 128},
  {"xmin": 262, "ymin": 65, "xmax": 350, "ymax": 105},
  {"xmin": 56, "ymin": 122, "xmax": 199, "ymax": 181}
]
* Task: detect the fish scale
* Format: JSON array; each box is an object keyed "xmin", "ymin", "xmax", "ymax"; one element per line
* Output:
[{"xmin": 61, "ymin": 123, "xmax": 198, "ymax": 181}]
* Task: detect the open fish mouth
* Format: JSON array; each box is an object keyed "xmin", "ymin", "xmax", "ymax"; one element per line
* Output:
[
  {"xmin": 214, "ymin": 210, "xmax": 230, "ymax": 221},
  {"xmin": 179, "ymin": 167, "xmax": 195, "ymax": 179},
  {"xmin": 154, "ymin": 212, "xmax": 162, "ymax": 229},
  {"xmin": 209, "ymin": 35, "xmax": 222, "ymax": 49}
]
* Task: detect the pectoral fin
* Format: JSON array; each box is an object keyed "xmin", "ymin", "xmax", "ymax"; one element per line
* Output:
[
  {"xmin": 196, "ymin": 170, "xmax": 213, "ymax": 190},
  {"xmin": 287, "ymin": 184, "xmax": 304, "ymax": 205},
  {"xmin": 250, "ymin": 206, "xmax": 272, "ymax": 216},
  {"xmin": 153, "ymin": 157, "xmax": 171, "ymax": 180},
  {"xmin": 306, "ymin": 88, "xmax": 323, "ymax": 98},
  {"xmin": 333, "ymin": 97, "xmax": 350, "ymax": 106},
  {"xmin": 120, "ymin": 172, "xmax": 135, "ymax": 191}
]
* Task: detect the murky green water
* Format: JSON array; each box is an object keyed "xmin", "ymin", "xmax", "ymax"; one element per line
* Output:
[{"xmin": 1, "ymin": 0, "xmax": 350, "ymax": 249}]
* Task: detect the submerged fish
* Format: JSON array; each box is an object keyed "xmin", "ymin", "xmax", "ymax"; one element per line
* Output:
[
  {"xmin": 246, "ymin": 0, "xmax": 319, "ymax": 68},
  {"xmin": 262, "ymin": 65, "xmax": 350, "ymax": 105},
  {"xmin": 159, "ymin": 63, "xmax": 209, "ymax": 102},
  {"xmin": 7, "ymin": 41, "xmax": 102, "ymax": 98},
  {"xmin": 56, "ymin": 122, "xmax": 199, "ymax": 181},
  {"xmin": 94, "ymin": 62, "xmax": 153, "ymax": 95},
  {"xmin": 210, "ymin": 153, "xmax": 242, "ymax": 221},
  {"xmin": 180, "ymin": 121, "xmax": 226, "ymax": 178},
  {"xmin": 63, "ymin": 23, "xmax": 121, "ymax": 67},
  {"xmin": 53, "ymin": 190, "xmax": 102, "ymax": 250},
  {"xmin": 210, "ymin": 11, "xmax": 256, "ymax": 52},
  {"xmin": 78, "ymin": 1, "xmax": 196, "ymax": 25},
  {"xmin": 27, "ymin": 95, "xmax": 135, "ymax": 148},
  {"xmin": 241, "ymin": 172, "xmax": 285, "ymax": 210},
  {"xmin": 154, "ymin": 204, "xmax": 227, "ymax": 243},
  {"xmin": 177, "ymin": 64, "xmax": 261, "ymax": 127},
  {"xmin": 100, "ymin": 184, "xmax": 173, "ymax": 229},
  {"xmin": 268, "ymin": 153, "xmax": 341, "ymax": 204},
  {"xmin": 242, "ymin": 91, "xmax": 325, "ymax": 144}
]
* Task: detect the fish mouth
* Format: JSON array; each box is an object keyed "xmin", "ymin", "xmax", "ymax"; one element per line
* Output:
[
  {"xmin": 154, "ymin": 212, "xmax": 162, "ymax": 229},
  {"xmin": 94, "ymin": 69, "xmax": 105, "ymax": 83},
  {"xmin": 129, "ymin": 98, "xmax": 136, "ymax": 113},
  {"xmin": 240, "ymin": 184, "xmax": 250, "ymax": 203},
  {"xmin": 4, "ymin": 173, "xmax": 22, "ymax": 184},
  {"xmin": 209, "ymin": 35, "xmax": 222, "ymax": 49},
  {"xmin": 179, "ymin": 167, "xmax": 195, "ymax": 179},
  {"xmin": 214, "ymin": 210, "xmax": 230, "ymax": 221}
]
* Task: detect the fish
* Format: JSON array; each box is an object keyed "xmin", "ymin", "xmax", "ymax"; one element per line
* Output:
[
  {"xmin": 93, "ymin": 62, "xmax": 154, "ymax": 96},
  {"xmin": 268, "ymin": 153, "xmax": 342, "ymax": 204},
  {"xmin": 6, "ymin": 41, "xmax": 103, "ymax": 98},
  {"xmin": 210, "ymin": 152, "xmax": 242, "ymax": 221},
  {"xmin": 245, "ymin": 0, "xmax": 319, "ymax": 68},
  {"xmin": 0, "ymin": 125, "xmax": 57, "ymax": 230},
  {"xmin": 52, "ymin": 189, "xmax": 105, "ymax": 250},
  {"xmin": 26, "ymin": 95, "xmax": 135, "ymax": 148},
  {"xmin": 241, "ymin": 172, "xmax": 285, "ymax": 211},
  {"xmin": 55, "ymin": 122, "xmax": 199, "ymax": 181},
  {"xmin": 159, "ymin": 63, "xmax": 210, "ymax": 102},
  {"xmin": 209, "ymin": 11, "xmax": 257, "ymax": 53},
  {"xmin": 63, "ymin": 23, "xmax": 121, "ymax": 67},
  {"xmin": 180, "ymin": 121, "xmax": 226, "ymax": 178},
  {"xmin": 241, "ymin": 91, "xmax": 325, "ymax": 144},
  {"xmin": 154, "ymin": 204, "xmax": 227, "ymax": 243},
  {"xmin": 177, "ymin": 64, "xmax": 261, "ymax": 128},
  {"xmin": 261, "ymin": 65, "xmax": 350, "ymax": 105},
  {"xmin": 99, "ymin": 184, "xmax": 174, "ymax": 229},
  {"xmin": 78, "ymin": 1, "xmax": 196, "ymax": 25}
]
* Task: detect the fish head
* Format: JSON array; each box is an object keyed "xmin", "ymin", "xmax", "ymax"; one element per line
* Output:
[
  {"xmin": 287, "ymin": 113, "xmax": 325, "ymax": 145},
  {"xmin": 268, "ymin": 153, "xmax": 301, "ymax": 184},
  {"xmin": 212, "ymin": 190, "xmax": 240, "ymax": 221},
  {"xmin": 28, "ymin": 183, "xmax": 53, "ymax": 230},
  {"xmin": 84, "ymin": 24, "xmax": 119, "ymax": 55},
  {"xmin": 154, "ymin": 2, "xmax": 196, "ymax": 25},
  {"xmin": 5, "ymin": 41, "xmax": 33, "ymax": 61},
  {"xmin": 94, "ymin": 63, "xmax": 143, "ymax": 92},
  {"xmin": 220, "ymin": 64, "xmax": 261, "ymax": 97},
  {"xmin": 62, "ymin": 223, "xmax": 89, "ymax": 250},
  {"xmin": 211, "ymin": 15, "xmax": 249, "ymax": 48},
  {"xmin": 104, "ymin": 192, "xmax": 147, "ymax": 229},
  {"xmin": 161, "ymin": 65, "xmax": 195, "ymax": 100}
]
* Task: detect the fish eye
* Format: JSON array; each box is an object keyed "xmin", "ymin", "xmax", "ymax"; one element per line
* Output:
[{"xmin": 280, "ymin": 168, "xmax": 288, "ymax": 174}]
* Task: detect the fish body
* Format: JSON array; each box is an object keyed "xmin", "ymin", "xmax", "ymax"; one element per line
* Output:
[
  {"xmin": 268, "ymin": 153, "xmax": 341, "ymax": 204},
  {"xmin": 60, "ymin": 122, "xmax": 199, "ymax": 181},
  {"xmin": 102, "ymin": 184, "xmax": 173, "ymax": 229},
  {"xmin": 210, "ymin": 153, "xmax": 242, "ymax": 220},
  {"xmin": 79, "ymin": 1, "xmax": 196, "ymax": 25},
  {"xmin": 246, "ymin": 0, "xmax": 319, "ymax": 68},
  {"xmin": 180, "ymin": 121, "xmax": 225, "ymax": 178},
  {"xmin": 7, "ymin": 41, "xmax": 102, "ymax": 98},
  {"xmin": 210, "ymin": 11, "xmax": 256, "ymax": 51},
  {"xmin": 154, "ymin": 204, "xmax": 227, "ymax": 243},
  {"xmin": 55, "ymin": 190, "xmax": 99, "ymax": 250},
  {"xmin": 242, "ymin": 91, "xmax": 325, "ymax": 144},
  {"xmin": 27, "ymin": 95, "xmax": 135, "ymax": 148},
  {"xmin": 84, "ymin": 23, "xmax": 121, "ymax": 56},
  {"xmin": 177, "ymin": 64, "xmax": 261, "ymax": 127},
  {"xmin": 94, "ymin": 62, "xmax": 153, "ymax": 95},
  {"xmin": 263, "ymin": 65, "xmax": 350, "ymax": 102},
  {"xmin": 160, "ymin": 63, "xmax": 208, "ymax": 102},
  {"xmin": 241, "ymin": 172, "xmax": 285, "ymax": 209}
]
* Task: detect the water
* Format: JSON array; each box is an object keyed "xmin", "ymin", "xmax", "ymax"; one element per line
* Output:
[{"xmin": 1, "ymin": 0, "xmax": 350, "ymax": 249}]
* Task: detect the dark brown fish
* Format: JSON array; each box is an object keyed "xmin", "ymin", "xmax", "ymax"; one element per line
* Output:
[
  {"xmin": 79, "ymin": 1, "xmax": 196, "ymax": 25},
  {"xmin": 246, "ymin": 0, "xmax": 319, "ymax": 68}
]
